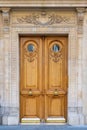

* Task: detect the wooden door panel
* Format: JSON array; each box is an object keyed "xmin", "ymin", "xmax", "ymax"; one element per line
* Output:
[
  {"xmin": 20, "ymin": 37, "xmax": 43, "ymax": 122},
  {"xmin": 20, "ymin": 37, "xmax": 42, "ymax": 90},
  {"xmin": 49, "ymin": 61, "xmax": 61, "ymax": 87},
  {"xmin": 45, "ymin": 37, "xmax": 68, "ymax": 122},
  {"xmin": 20, "ymin": 95, "xmax": 41, "ymax": 118},
  {"xmin": 45, "ymin": 96, "xmax": 66, "ymax": 117},
  {"xmin": 25, "ymin": 60, "xmax": 37, "ymax": 87}
]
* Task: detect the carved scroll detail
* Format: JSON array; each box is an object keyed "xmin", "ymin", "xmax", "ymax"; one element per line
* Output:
[
  {"xmin": 15, "ymin": 11, "xmax": 74, "ymax": 25},
  {"xmin": 49, "ymin": 49, "xmax": 63, "ymax": 62},
  {"xmin": 24, "ymin": 46, "xmax": 38, "ymax": 62}
]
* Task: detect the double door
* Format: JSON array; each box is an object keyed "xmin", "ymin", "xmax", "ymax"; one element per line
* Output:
[{"xmin": 20, "ymin": 36, "xmax": 68, "ymax": 123}]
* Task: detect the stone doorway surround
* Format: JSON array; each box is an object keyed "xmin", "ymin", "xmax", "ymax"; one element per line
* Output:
[{"xmin": 0, "ymin": 0, "xmax": 87, "ymax": 125}]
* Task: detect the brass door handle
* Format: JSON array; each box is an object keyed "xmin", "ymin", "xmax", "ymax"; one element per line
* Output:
[
  {"xmin": 54, "ymin": 89, "xmax": 58, "ymax": 96},
  {"xmin": 28, "ymin": 89, "xmax": 33, "ymax": 96}
]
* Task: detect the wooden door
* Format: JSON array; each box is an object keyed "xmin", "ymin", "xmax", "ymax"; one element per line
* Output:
[
  {"xmin": 20, "ymin": 36, "xmax": 68, "ymax": 123},
  {"xmin": 44, "ymin": 37, "xmax": 68, "ymax": 123},
  {"xmin": 20, "ymin": 37, "xmax": 43, "ymax": 123}
]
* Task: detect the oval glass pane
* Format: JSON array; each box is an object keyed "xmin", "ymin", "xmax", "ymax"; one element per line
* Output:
[
  {"xmin": 27, "ymin": 44, "xmax": 35, "ymax": 52},
  {"xmin": 52, "ymin": 44, "xmax": 60, "ymax": 52}
]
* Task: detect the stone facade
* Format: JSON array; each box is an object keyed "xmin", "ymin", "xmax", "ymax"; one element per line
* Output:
[{"xmin": 0, "ymin": 0, "xmax": 87, "ymax": 125}]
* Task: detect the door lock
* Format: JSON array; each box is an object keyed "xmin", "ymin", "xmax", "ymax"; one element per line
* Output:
[
  {"xmin": 28, "ymin": 89, "xmax": 33, "ymax": 96},
  {"xmin": 54, "ymin": 89, "xmax": 58, "ymax": 96}
]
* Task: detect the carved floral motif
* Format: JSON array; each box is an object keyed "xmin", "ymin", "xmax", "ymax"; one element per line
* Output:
[{"xmin": 13, "ymin": 11, "xmax": 75, "ymax": 25}]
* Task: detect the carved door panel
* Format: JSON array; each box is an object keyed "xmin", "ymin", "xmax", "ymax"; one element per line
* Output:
[
  {"xmin": 45, "ymin": 37, "xmax": 68, "ymax": 123},
  {"xmin": 20, "ymin": 37, "xmax": 43, "ymax": 123}
]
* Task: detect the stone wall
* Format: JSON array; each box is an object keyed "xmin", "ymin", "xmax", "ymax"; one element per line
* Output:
[
  {"xmin": 0, "ymin": 7, "xmax": 87, "ymax": 125},
  {"xmin": 0, "ymin": 12, "xmax": 3, "ymax": 124},
  {"xmin": 82, "ymin": 11, "xmax": 87, "ymax": 124}
]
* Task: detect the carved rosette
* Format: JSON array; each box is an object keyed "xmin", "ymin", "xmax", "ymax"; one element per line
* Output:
[{"xmin": 24, "ymin": 45, "xmax": 38, "ymax": 62}]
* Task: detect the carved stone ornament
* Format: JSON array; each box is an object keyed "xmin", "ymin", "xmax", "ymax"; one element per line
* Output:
[
  {"xmin": 24, "ymin": 45, "xmax": 38, "ymax": 62},
  {"xmin": 76, "ymin": 8, "xmax": 86, "ymax": 34},
  {"xmin": 1, "ymin": 8, "xmax": 10, "ymax": 31},
  {"xmin": 15, "ymin": 11, "xmax": 75, "ymax": 25}
]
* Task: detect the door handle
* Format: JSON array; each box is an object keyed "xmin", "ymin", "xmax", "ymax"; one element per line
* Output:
[
  {"xmin": 28, "ymin": 89, "xmax": 33, "ymax": 96},
  {"xmin": 54, "ymin": 89, "xmax": 58, "ymax": 96}
]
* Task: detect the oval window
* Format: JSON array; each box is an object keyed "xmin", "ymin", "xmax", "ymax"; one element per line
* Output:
[
  {"xmin": 52, "ymin": 44, "xmax": 60, "ymax": 52},
  {"xmin": 27, "ymin": 44, "xmax": 35, "ymax": 52}
]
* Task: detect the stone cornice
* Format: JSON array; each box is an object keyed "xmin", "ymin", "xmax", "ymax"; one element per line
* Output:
[{"xmin": 0, "ymin": 0, "xmax": 87, "ymax": 7}]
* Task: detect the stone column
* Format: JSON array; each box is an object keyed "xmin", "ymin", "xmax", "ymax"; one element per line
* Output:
[
  {"xmin": 1, "ymin": 8, "xmax": 11, "ymax": 125},
  {"xmin": 76, "ymin": 7, "xmax": 86, "ymax": 125},
  {"xmin": 82, "ymin": 8, "xmax": 87, "ymax": 125},
  {"xmin": 0, "ymin": 10, "xmax": 4, "ymax": 125}
]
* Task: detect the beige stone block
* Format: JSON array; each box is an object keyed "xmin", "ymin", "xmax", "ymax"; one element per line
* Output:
[
  {"xmin": 2, "ymin": 116, "xmax": 8, "ymax": 125},
  {"xmin": 68, "ymin": 113, "xmax": 85, "ymax": 125},
  {"xmin": 85, "ymin": 116, "xmax": 87, "ymax": 125},
  {"xmin": 68, "ymin": 113, "xmax": 79, "ymax": 125},
  {"xmin": 8, "ymin": 116, "xmax": 19, "ymax": 125},
  {"xmin": 79, "ymin": 115, "xmax": 84, "ymax": 125}
]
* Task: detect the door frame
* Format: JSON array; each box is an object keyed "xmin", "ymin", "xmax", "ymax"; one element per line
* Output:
[{"xmin": 10, "ymin": 25, "xmax": 77, "ymax": 125}]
